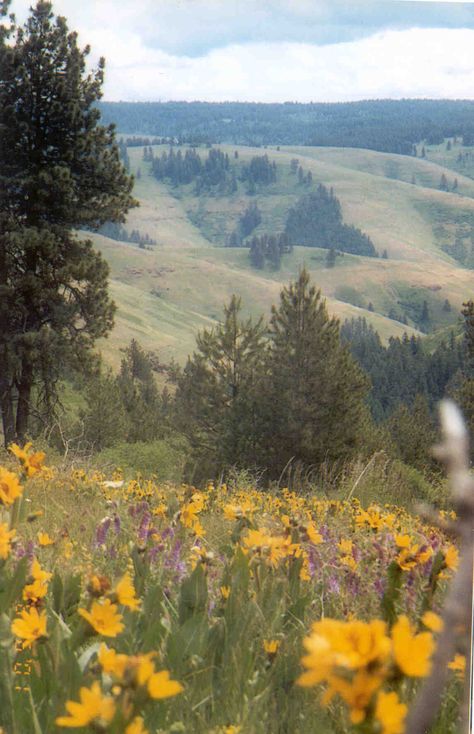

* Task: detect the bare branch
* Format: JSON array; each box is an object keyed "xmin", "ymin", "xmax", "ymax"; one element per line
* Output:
[{"xmin": 405, "ymin": 400, "xmax": 474, "ymax": 734}]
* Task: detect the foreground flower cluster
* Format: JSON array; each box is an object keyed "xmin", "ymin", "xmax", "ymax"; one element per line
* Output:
[{"xmin": 0, "ymin": 447, "xmax": 464, "ymax": 733}]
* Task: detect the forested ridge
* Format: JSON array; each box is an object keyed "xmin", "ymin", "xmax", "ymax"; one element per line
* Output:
[{"xmin": 99, "ymin": 99, "xmax": 474, "ymax": 153}]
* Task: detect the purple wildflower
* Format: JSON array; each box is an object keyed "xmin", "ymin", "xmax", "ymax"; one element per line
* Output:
[
  {"xmin": 95, "ymin": 517, "xmax": 111, "ymax": 548},
  {"xmin": 138, "ymin": 512, "xmax": 152, "ymax": 545}
]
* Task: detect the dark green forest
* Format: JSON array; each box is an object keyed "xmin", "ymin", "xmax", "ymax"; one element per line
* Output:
[{"xmin": 99, "ymin": 99, "xmax": 474, "ymax": 153}]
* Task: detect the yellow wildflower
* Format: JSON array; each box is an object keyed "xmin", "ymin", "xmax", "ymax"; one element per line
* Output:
[
  {"xmin": 220, "ymin": 586, "xmax": 231, "ymax": 599},
  {"xmin": 97, "ymin": 644, "xmax": 129, "ymax": 679},
  {"xmin": 23, "ymin": 558, "xmax": 52, "ymax": 602},
  {"xmin": 180, "ymin": 501, "xmax": 201, "ymax": 528},
  {"xmin": 223, "ymin": 504, "xmax": 244, "ymax": 520},
  {"xmin": 305, "ymin": 522, "xmax": 323, "ymax": 544},
  {"xmin": 9, "ymin": 442, "xmax": 46, "ymax": 477},
  {"xmin": 298, "ymin": 630, "xmax": 341, "ymax": 687},
  {"xmin": 338, "ymin": 539, "xmax": 353, "ymax": 554},
  {"xmin": 394, "ymin": 534, "xmax": 412, "ymax": 549},
  {"xmin": 126, "ymin": 717, "xmax": 149, "ymax": 734},
  {"xmin": 87, "ymin": 574, "xmax": 111, "ymax": 597},
  {"xmin": 421, "ymin": 611, "xmax": 443, "ymax": 633},
  {"xmin": 341, "ymin": 555, "xmax": 357, "ymax": 571},
  {"xmin": 11, "ymin": 606, "xmax": 47, "ymax": 649},
  {"xmin": 0, "ymin": 523, "xmax": 15, "ymax": 560},
  {"xmin": 263, "ymin": 639, "xmax": 281, "ymax": 655},
  {"xmin": 56, "ymin": 681, "xmax": 115, "ymax": 728},
  {"xmin": 298, "ymin": 619, "xmax": 390, "ymax": 687},
  {"xmin": 132, "ymin": 653, "xmax": 157, "ymax": 687},
  {"xmin": 448, "ymin": 654, "xmax": 466, "ymax": 677},
  {"xmin": 114, "ymin": 572, "xmax": 141, "ymax": 611},
  {"xmin": 327, "ymin": 670, "xmax": 382, "ymax": 724},
  {"xmin": 0, "ymin": 468, "xmax": 23, "ymax": 506},
  {"xmin": 392, "ymin": 615, "xmax": 434, "ymax": 677},
  {"xmin": 79, "ymin": 599, "xmax": 124, "ymax": 637},
  {"xmin": 375, "ymin": 690, "xmax": 407, "ymax": 734},
  {"xmin": 147, "ymin": 670, "xmax": 183, "ymax": 699},
  {"xmin": 299, "ymin": 555, "xmax": 312, "ymax": 581},
  {"xmin": 444, "ymin": 545, "xmax": 459, "ymax": 571},
  {"xmin": 37, "ymin": 532, "xmax": 55, "ymax": 546},
  {"xmin": 152, "ymin": 503, "xmax": 167, "ymax": 517}
]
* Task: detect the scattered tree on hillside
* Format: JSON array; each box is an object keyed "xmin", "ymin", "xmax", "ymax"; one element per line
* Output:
[
  {"xmin": 0, "ymin": 1, "xmax": 136, "ymax": 446},
  {"xmin": 248, "ymin": 233, "xmax": 292, "ymax": 271}
]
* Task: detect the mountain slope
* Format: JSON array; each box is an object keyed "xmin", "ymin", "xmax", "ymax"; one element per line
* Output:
[{"xmin": 92, "ymin": 142, "xmax": 474, "ymax": 367}]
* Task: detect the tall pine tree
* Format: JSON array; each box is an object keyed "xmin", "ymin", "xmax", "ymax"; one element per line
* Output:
[
  {"xmin": 0, "ymin": 2, "xmax": 136, "ymax": 445},
  {"xmin": 257, "ymin": 269, "xmax": 369, "ymax": 476},
  {"xmin": 173, "ymin": 296, "xmax": 267, "ymax": 478}
]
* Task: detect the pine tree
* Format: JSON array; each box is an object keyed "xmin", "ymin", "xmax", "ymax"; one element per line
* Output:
[
  {"xmin": 0, "ymin": 2, "xmax": 135, "ymax": 445},
  {"xmin": 461, "ymin": 301, "xmax": 474, "ymax": 363},
  {"xmin": 173, "ymin": 296, "xmax": 267, "ymax": 478},
  {"xmin": 117, "ymin": 340, "xmax": 164, "ymax": 442},
  {"xmin": 257, "ymin": 269, "xmax": 369, "ymax": 476},
  {"xmin": 81, "ymin": 369, "xmax": 127, "ymax": 452}
]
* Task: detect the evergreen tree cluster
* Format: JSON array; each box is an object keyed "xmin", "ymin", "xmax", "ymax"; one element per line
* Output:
[
  {"xmin": 173, "ymin": 272, "xmax": 369, "ymax": 481},
  {"xmin": 248, "ymin": 233, "xmax": 292, "ymax": 270},
  {"xmin": 99, "ymin": 99, "xmax": 474, "ymax": 154},
  {"xmin": 240, "ymin": 154, "xmax": 277, "ymax": 186},
  {"xmin": 442, "ymin": 229, "xmax": 474, "ymax": 269},
  {"xmin": 124, "ymin": 136, "xmax": 163, "ymax": 147},
  {"xmin": 340, "ymin": 317, "xmax": 466, "ymax": 422},
  {"xmin": 285, "ymin": 185, "xmax": 378, "ymax": 257},
  {"xmin": 79, "ymin": 340, "xmax": 170, "ymax": 452},
  {"xmin": 228, "ymin": 202, "xmax": 262, "ymax": 246},
  {"xmin": 149, "ymin": 147, "xmax": 279, "ymax": 195},
  {"xmin": 97, "ymin": 221, "xmax": 157, "ymax": 248}
]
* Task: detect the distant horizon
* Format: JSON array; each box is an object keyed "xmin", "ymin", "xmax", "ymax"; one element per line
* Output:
[{"xmin": 100, "ymin": 97, "xmax": 474, "ymax": 105}]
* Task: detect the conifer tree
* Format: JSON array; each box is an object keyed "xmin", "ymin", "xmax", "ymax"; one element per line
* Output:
[
  {"xmin": 117, "ymin": 340, "xmax": 164, "ymax": 442},
  {"xmin": 0, "ymin": 2, "xmax": 136, "ymax": 445},
  {"xmin": 173, "ymin": 296, "xmax": 267, "ymax": 477},
  {"xmin": 257, "ymin": 269, "xmax": 369, "ymax": 476}
]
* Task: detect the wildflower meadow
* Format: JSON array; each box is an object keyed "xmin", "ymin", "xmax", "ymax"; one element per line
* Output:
[{"xmin": 0, "ymin": 442, "xmax": 466, "ymax": 734}]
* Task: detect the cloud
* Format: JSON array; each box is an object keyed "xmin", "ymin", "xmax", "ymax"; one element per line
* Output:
[
  {"xmin": 6, "ymin": 1, "xmax": 474, "ymax": 101},
  {"xmin": 8, "ymin": 0, "xmax": 474, "ymax": 55},
  {"xmin": 93, "ymin": 28, "xmax": 474, "ymax": 102}
]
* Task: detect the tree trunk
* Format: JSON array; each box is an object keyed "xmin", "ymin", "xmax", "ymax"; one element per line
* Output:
[
  {"xmin": 0, "ymin": 350, "xmax": 15, "ymax": 447},
  {"xmin": 15, "ymin": 358, "xmax": 33, "ymax": 445}
]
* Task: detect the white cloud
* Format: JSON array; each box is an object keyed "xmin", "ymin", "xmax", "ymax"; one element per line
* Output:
[
  {"xmin": 95, "ymin": 28, "xmax": 474, "ymax": 102},
  {"xmin": 6, "ymin": 2, "xmax": 474, "ymax": 101}
]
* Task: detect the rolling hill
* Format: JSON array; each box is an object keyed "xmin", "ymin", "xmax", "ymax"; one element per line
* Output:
[{"xmin": 90, "ymin": 140, "xmax": 474, "ymax": 369}]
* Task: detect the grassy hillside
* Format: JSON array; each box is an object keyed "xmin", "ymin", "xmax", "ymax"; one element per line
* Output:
[{"xmin": 92, "ymin": 143, "xmax": 474, "ymax": 367}]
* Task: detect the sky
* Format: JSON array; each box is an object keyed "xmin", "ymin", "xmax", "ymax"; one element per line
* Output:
[{"xmin": 6, "ymin": 0, "xmax": 474, "ymax": 102}]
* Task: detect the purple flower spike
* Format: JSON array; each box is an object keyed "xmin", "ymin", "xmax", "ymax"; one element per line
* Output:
[
  {"xmin": 95, "ymin": 517, "xmax": 111, "ymax": 548},
  {"xmin": 138, "ymin": 512, "xmax": 152, "ymax": 545}
]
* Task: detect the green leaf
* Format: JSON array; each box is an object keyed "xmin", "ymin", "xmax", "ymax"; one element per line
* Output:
[
  {"xmin": 178, "ymin": 565, "xmax": 208, "ymax": 625},
  {"xmin": 0, "ymin": 557, "xmax": 28, "ymax": 614},
  {"xmin": 381, "ymin": 560, "xmax": 403, "ymax": 626}
]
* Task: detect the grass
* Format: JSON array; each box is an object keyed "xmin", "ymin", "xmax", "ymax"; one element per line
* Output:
[{"xmin": 88, "ymin": 143, "xmax": 474, "ymax": 367}]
